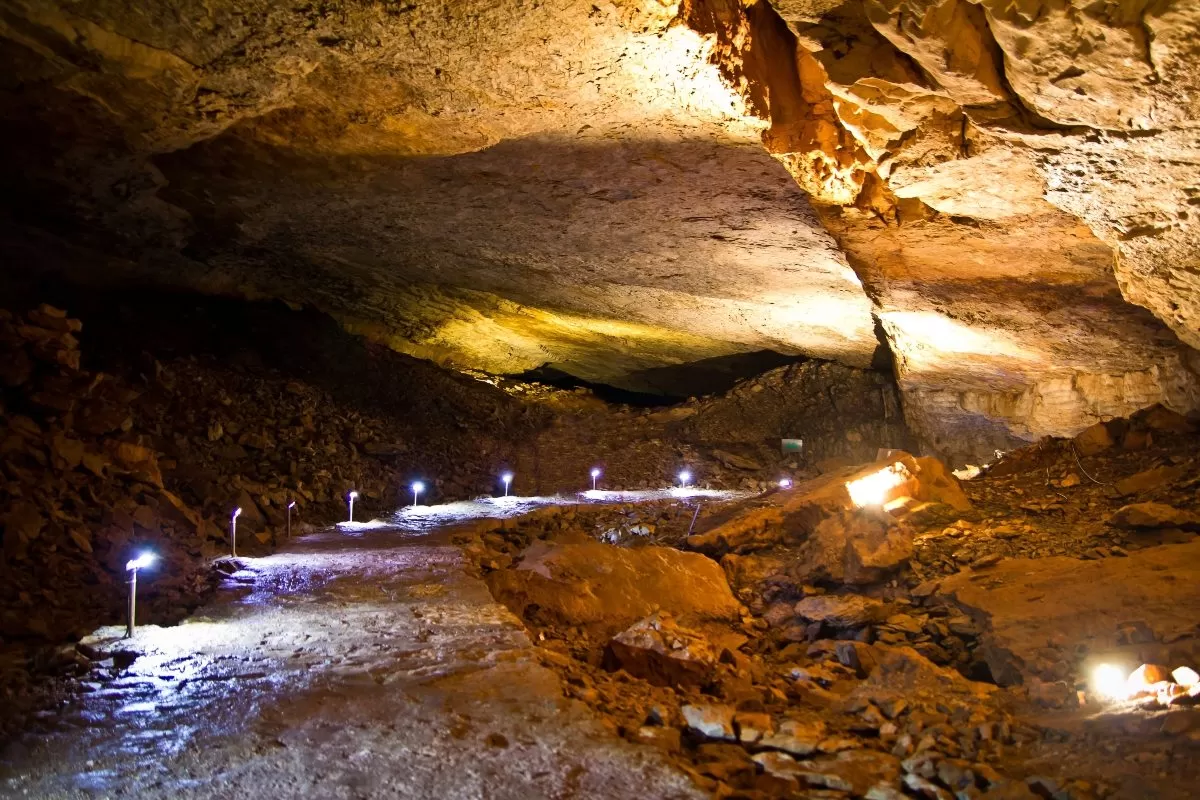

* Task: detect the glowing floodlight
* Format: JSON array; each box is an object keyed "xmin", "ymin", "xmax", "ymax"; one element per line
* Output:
[
  {"xmin": 590, "ymin": 468, "xmax": 601, "ymax": 491},
  {"xmin": 779, "ymin": 478, "xmax": 792, "ymax": 489},
  {"xmin": 501, "ymin": 472, "xmax": 513, "ymax": 498},
  {"xmin": 845, "ymin": 462, "xmax": 911, "ymax": 507},
  {"xmin": 230, "ymin": 507, "xmax": 242, "ymax": 558},
  {"xmin": 1173, "ymin": 666, "xmax": 1199, "ymax": 688},
  {"xmin": 678, "ymin": 470, "xmax": 691, "ymax": 488},
  {"xmin": 1091, "ymin": 663, "xmax": 1127, "ymax": 701},
  {"xmin": 125, "ymin": 552, "xmax": 156, "ymax": 572},
  {"xmin": 347, "ymin": 490, "xmax": 359, "ymax": 522},
  {"xmin": 412, "ymin": 481, "xmax": 425, "ymax": 506},
  {"xmin": 125, "ymin": 551, "xmax": 156, "ymax": 638}
]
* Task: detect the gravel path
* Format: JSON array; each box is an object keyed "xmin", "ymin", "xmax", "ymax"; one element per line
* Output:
[{"xmin": 0, "ymin": 516, "xmax": 702, "ymax": 799}]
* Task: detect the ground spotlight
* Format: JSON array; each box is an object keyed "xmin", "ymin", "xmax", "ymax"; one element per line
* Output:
[{"xmin": 125, "ymin": 551, "xmax": 157, "ymax": 638}]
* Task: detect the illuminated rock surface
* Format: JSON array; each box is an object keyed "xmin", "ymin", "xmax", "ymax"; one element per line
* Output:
[{"xmin": 3, "ymin": 0, "xmax": 1199, "ymax": 457}]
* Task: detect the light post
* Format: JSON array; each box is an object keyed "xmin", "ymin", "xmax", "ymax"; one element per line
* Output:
[
  {"xmin": 286, "ymin": 500, "xmax": 295, "ymax": 540},
  {"xmin": 779, "ymin": 478, "xmax": 792, "ymax": 489},
  {"xmin": 230, "ymin": 507, "xmax": 241, "ymax": 557},
  {"xmin": 412, "ymin": 481, "xmax": 424, "ymax": 507},
  {"xmin": 591, "ymin": 468, "xmax": 601, "ymax": 491},
  {"xmin": 347, "ymin": 490, "xmax": 358, "ymax": 522},
  {"xmin": 678, "ymin": 470, "xmax": 691, "ymax": 489},
  {"xmin": 501, "ymin": 472, "xmax": 513, "ymax": 498},
  {"xmin": 125, "ymin": 552, "xmax": 156, "ymax": 638}
]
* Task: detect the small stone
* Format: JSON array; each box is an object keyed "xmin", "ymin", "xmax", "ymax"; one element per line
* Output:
[{"xmin": 681, "ymin": 704, "xmax": 736, "ymax": 741}]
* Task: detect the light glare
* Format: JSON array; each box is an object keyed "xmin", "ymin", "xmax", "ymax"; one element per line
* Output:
[
  {"xmin": 846, "ymin": 462, "xmax": 911, "ymax": 507},
  {"xmin": 1092, "ymin": 664, "xmax": 1127, "ymax": 700},
  {"xmin": 412, "ymin": 481, "xmax": 425, "ymax": 493},
  {"xmin": 779, "ymin": 478, "xmax": 792, "ymax": 489},
  {"xmin": 678, "ymin": 470, "xmax": 691, "ymax": 486},
  {"xmin": 125, "ymin": 552, "xmax": 156, "ymax": 571}
]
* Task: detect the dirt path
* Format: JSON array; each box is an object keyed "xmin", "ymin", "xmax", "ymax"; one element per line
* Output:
[{"xmin": 0, "ymin": 520, "xmax": 701, "ymax": 799}]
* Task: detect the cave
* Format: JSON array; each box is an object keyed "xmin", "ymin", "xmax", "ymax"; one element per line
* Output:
[{"xmin": 2, "ymin": 0, "xmax": 1199, "ymax": 797}]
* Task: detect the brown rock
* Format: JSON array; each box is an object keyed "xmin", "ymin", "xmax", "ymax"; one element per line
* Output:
[
  {"xmin": 759, "ymin": 718, "xmax": 826, "ymax": 757},
  {"xmin": 913, "ymin": 457, "xmax": 972, "ymax": 511},
  {"xmin": 1107, "ymin": 502, "xmax": 1200, "ymax": 531},
  {"xmin": 940, "ymin": 542, "xmax": 1200, "ymax": 686},
  {"xmin": 604, "ymin": 612, "xmax": 718, "ymax": 688},
  {"xmin": 795, "ymin": 594, "xmax": 889, "ymax": 628},
  {"xmin": 486, "ymin": 541, "xmax": 741, "ymax": 636},
  {"xmin": 681, "ymin": 703, "xmax": 736, "ymax": 741},
  {"xmin": 796, "ymin": 750, "xmax": 902, "ymax": 796},
  {"xmin": 1114, "ymin": 465, "xmax": 1187, "ymax": 497},
  {"xmin": 1073, "ymin": 422, "xmax": 1114, "ymax": 456}
]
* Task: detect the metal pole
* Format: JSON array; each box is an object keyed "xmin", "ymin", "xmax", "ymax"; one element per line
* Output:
[
  {"xmin": 231, "ymin": 517, "xmax": 237, "ymax": 558},
  {"xmin": 126, "ymin": 568, "xmax": 138, "ymax": 638},
  {"xmin": 349, "ymin": 496, "xmax": 355, "ymax": 522},
  {"xmin": 686, "ymin": 502, "xmax": 703, "ymax": 537},
  {"xmin": 286, "ymin": 505, "xmax": 291, "ymax": 540}
]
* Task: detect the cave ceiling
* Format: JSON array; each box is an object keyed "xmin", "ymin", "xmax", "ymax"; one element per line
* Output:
[{"xmin": 1, "ymin": 0, "xmax": 1198, "ymax": 459}]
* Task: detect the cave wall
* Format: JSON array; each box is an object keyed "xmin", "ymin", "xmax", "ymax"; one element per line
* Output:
[
  {"xmin": 684, "ymin": 0, "xmax": 1200, "ymax": 461},
  {"xmin": 1, "ymin": 0, "xmax": 1198, "ymax": 463}
]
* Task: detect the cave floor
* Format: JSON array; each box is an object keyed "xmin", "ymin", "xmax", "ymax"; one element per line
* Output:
[{"xmin": 0, "ymin": 518, "xmax": 702, "ymax": 799}]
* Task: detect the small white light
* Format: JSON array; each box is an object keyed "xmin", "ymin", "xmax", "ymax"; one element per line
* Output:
[
  {"xmin": 1092, "ymin": 663, "xmax": 1128, "ymax": 701},
  {"xmin": 125, "ymin": 552, "xmax": 156, "ymax": 572},
  {"xmin": 232, "ymin": 507, "xmax": 242, "ymax": 520},
  {"xmin": 412, "ymin": 481, "xmax": 425, "ymax": 493},
  {"xmin": 678, "ymin": 470, "xmax": 691, "ymax": 486},
  {"xmin": 349, "ymin": 491, "xmax": 359, "ymax": 500},
  {"xmin": 591, "ymin": 468, "xmax": 601, "ymax": 478},
  {"xmin": 502, "ymin": 473, "xmax": 513, "ymax": 483},
  {"xmin": 287, "ymin": 500, "xmax": 296, "ymax": 509},
  {"xmin": 779, "ymin": 478, "xmax": 792, "ymax": 489}
]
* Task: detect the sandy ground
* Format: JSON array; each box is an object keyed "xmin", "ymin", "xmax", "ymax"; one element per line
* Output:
[{"xmin": 0, "ymin": 501, "xmax": 713, "ymax": 799}]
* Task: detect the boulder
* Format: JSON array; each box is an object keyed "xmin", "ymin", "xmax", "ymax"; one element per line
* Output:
[
  {"xmin": 1107, "ymin": 502, "xmax": 1200, "ymax": 531},
  {"xmin": 604, "ymin": 612, "xmax": 718, "ymax": 688},
  {"xmin": 940, "ymin": 542, "xmax": 1200, "ymax": 686},
  {"xmin": 795, "ymin": 594, "xmax": 889, "ymax": 628},
  {"xmin": 485, "ymin": 541, "xmax": 741, "ymax": 635},
  {"xmin": 1073, "ymin": 422, "xmax": 1114, "ymax": 456},
  {"xmin": 1114, "ymin": 465, "xmax": 1187, "ymax": 497},
  {"xmin": 797, "ymin": 511, "xmax": 914, "ymax": 586},
  {"xmin": 913, "ymin": 457, "xmax": 972, "ymax": 511}
]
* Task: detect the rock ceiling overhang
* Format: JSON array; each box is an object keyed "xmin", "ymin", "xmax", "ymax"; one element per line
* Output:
[{"xmin": 0, "ymin": 0, "xmax": 1198, "ymax": 460}]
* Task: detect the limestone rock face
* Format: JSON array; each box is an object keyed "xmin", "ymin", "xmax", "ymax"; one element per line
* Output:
[
  {"xmin": 699, "ymin": 0, "xmax": 1200, "ymax": 461},
  {"xmin": 2, "ymin": 0, "xmax": 1199, "ymax": 460}
]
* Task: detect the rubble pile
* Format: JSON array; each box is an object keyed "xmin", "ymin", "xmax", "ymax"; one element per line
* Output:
[
  {"xmin": 470, "ymin": 417, "xmax": 1200, "ymax": 798},
  {"xmin": 0, "ymin": 306, "xmax": 219, "ymax": 644}
]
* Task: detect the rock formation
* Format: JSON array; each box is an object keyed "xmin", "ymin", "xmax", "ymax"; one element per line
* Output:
[{"xmin": 1, "ymin": 0, "xmax": 1198, "ymax": 462}]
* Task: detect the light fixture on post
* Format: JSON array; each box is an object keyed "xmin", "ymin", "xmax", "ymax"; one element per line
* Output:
[
  {"xmin": 678, "ymin": 470, "xmax": 691, "ymax": 489},
  {"xmin": 501, "ymin": 472, "xmax": 513, "ymax": 498},
  {"xmin": 779, "ymin": 478, "xmax": 792, "ymax": 489},
  {"xmin": 230, "ymin": 507, "xmax": 242, "ymax": 558},
  {"xmin": 286, "ymin": 500, "xmax": 296, "ymax": 541},
  {"xmin": 590, "ymin": 468, "xmax": 601, "ymax": 491},
  {"xmin": 347, "ymin": 490, "xmax": 358, "ymax": 522},
  {"xmin": 125, "ymin": 552, "xmax": 156, "ymax": 638},
  {"xmin": 412, "ymin": 481, "xmax": 425, "ymax": 507}
]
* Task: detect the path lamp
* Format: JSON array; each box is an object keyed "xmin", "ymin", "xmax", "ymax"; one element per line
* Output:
[
  {"xmin": 230, "ymin": 507, "xmax": 242, "ymax": 558},
  {"xmin": 678, "ymin": 470, "xmax": 691, "ymax": 489},
  {"xmin": 125, "ymin": 552, "xmax": 156, "ymax": 638},
  {"xmin": 779, "ymin": 478, "xmax": 793, "ymax": 489},
  {"xmin": 286, "ymin": 500, "xmax": 296, "ymax": 540},
  {"xmin": 347, "ymin": 490, "xmax": 358, "ymax": 522},
  {"xmin": 590, "ymin": 468, "xmax": 601, "ymax": 491},
  {"xmin": 412, "ymin": 481, "xmax": 425, "ymax": 507},
  {"xmin": 501, "ymin": 472, "xmax": 513, "ymax": 498}
]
